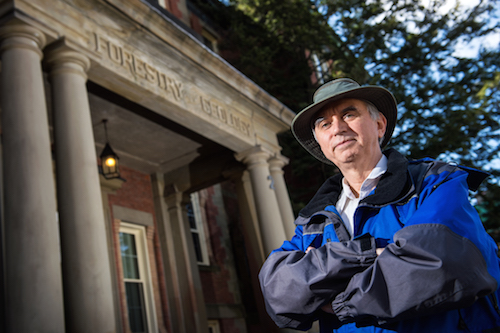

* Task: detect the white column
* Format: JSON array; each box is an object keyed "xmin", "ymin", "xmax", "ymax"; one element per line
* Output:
[
  {"xmin": 269, "ymin": 154, "xmax": 296, "ymax": 240},
  {"xmin": 0, "ymin": 24, "xmax": 65, "ymax": 332},
  {"xmin": 236, "ymin": 146, "xmax": 287, "ymax": 255},
  {"xmin": 45, "ymin": 41, "xmax": 116, "ymax": 332},
  {"xmin": 232, "ymin": 170, "xmax": 265, "ymax": 263},
  {"xmin": 151, "ymin": 173, "xmax": 184, "ymax": 333}
]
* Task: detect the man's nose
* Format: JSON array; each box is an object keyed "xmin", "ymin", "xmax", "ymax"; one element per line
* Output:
[{"xmin": 330, "ymin": 117, "xmax": 347, "ymax": 135}]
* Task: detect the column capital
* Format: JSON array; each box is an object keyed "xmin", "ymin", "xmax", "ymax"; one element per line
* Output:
[
  {"xmin": 268, "ymin": 153, "xmax": 290, "ymax": 171},
  {"xmin": 44, "ymin": 39, "xmax": 91, "ymax": 79},
  {"xmin": 0, "ymin": 23, "xmax": 46, "ymax": 57},
  {"xmin": 235, "ymin": 145, "xmax": 273, "ymax": 167},
  {"xmin": 163, "ymin": 183, "xmax": 190, "ymax": 208}
]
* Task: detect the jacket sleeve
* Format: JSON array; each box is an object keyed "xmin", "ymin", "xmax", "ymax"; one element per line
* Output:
[
  {"xmin": 331, "ymin": 169, "xmax": 499, "ymax": 326},
  {"xmin": 258, "ymin": 234, "xmax": 377, "ymax": 329}
]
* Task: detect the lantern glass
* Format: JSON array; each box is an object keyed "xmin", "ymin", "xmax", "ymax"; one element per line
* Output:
[{"xmin": 100, "ymin": 143, "xmax": 120, "ymax": 179}]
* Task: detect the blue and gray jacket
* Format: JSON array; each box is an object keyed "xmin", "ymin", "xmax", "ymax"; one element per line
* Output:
[{"xmin": 259, "ymin": 149, "xmax": 500, "ymax": 332}]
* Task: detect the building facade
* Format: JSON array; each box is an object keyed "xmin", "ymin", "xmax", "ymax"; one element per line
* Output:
[{"xmin": 0, "ymin": 0, "xmax": 298, "ymax": 332}]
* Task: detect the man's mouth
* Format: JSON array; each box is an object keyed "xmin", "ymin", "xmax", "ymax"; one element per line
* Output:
[{"xmin": 334, "ymin": 138, "xmax": 355, "ymax": 150}]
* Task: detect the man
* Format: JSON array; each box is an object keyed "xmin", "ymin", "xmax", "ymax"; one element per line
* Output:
[{"xmin": 259, "ymin": 78, "xmax": 500, "ymax": 332}]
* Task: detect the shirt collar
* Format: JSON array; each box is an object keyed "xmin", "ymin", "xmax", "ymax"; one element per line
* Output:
[{"xmin": 341, "ymin": 154, "xmax": 388, "ymax": 200}]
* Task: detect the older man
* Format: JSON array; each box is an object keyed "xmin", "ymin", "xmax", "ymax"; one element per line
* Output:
[{"xmin": 259, "ymin": 78, "xmax": 500, "ymax": 332}]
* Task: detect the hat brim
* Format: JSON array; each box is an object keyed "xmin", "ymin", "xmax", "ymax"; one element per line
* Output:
[{"xmin": 292, "ymin": 85, "xmax": 397, "ymax": 165}]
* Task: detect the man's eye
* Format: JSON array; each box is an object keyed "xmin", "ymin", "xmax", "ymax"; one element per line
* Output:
[{"xmin": 319, "ymin": 122, "xmax": 330, "ymax": 129}]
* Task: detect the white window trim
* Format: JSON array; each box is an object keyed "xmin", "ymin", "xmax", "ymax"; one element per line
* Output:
[
  {"xmin": 201, "ymin": 28, "xmax": 219, "ymax": 53},
  {"xmin": 190, "ymin": 192, "xmax": 210, "ymax": 266},
  {"xmin": 312, "ymin": 53, "xmax": 329, "ymax": 84},
  {"xmin": 208, "ymin": 319, "xmax": 221, "ymax": 333},
  {"xmin": 158, "ymin": 0, "xmax": 167, "ymax": 9},
  {"xmin": 120, "ymin": 222, "xmax": 158, "ymax": 333}
]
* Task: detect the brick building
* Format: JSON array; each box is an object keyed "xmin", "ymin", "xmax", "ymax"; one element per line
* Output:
[{"xmin": 0, "ymin": 0, "xmax": 298, "ymax": 332}]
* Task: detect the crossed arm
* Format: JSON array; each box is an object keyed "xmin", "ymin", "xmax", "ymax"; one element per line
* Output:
[
  {"xmin": 259, "ymin": 174, "xmax": 498, "ymax": 329},
  {"xmin": 308, "ymin": 246, "xmax": 384, "ymax": 315},
  {"xmin": 259, "ymin": 225, "xmax": 496, "ymax": 329}
]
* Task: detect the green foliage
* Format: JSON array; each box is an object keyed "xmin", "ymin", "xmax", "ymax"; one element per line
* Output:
[
  {"xmin": 203, "ymin": 0, "xmax": 500, "ymax": 239},
  {"xmin": 476, "ymin": 171, "xmax": 500, "ymax": 240},
  {"xmin": 190, "ymin": 0, "xmax": 318, "ymax": 109}
]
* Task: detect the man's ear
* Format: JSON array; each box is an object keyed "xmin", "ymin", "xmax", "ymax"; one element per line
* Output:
[{"xmin": 377, "ymin": 113, "xmax": 388, "ymax": 139}]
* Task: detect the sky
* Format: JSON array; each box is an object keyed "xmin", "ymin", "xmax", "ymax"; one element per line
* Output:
[
  {"xmin": 439, "ymin": 0, "xmax": 500, "ymax": 58},
  {"xmin": 438, "ymin": 0, "xmax": 500, "ymax": 171}
]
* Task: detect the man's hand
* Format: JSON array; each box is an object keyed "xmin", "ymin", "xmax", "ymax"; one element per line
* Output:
[
  {"xmin": 313, "ymin": 246, "xmax": 384, "ymax": 314},
  {"xmin": 321, "ymin": 303, "xmax": 335, "ymax": 314}
]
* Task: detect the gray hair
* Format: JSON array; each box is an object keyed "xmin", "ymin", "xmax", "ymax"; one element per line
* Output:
[{"xmin": 363, "ymin": 100, "xmax": 385, "ymax": 146}]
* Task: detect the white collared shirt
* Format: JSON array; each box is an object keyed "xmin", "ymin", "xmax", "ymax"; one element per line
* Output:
[{"xmin": 335, "ymin": 155, "xmax": 388, "ymax": 238}]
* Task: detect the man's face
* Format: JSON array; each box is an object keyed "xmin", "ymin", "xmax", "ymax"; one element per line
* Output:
[{"xmin": 313, "ymin": 98, "xmax": 387, "ymax": 169}]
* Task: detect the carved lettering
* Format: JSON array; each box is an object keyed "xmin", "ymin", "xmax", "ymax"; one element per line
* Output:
[
  {"xmin": 201, "ymin": 97, "xmax": 212, "ymax": 115},
  {"xmin": 134, "ymin": 57, "xmax": 147, "ymax": 79},
  {"xmin": 144, "ymin": 63, "xmax": 158, "ymax": 84},
  {"xmin": 157, "ymin": 72, "xmax": 167, "ymax": 90},
  {"xmin": 122, "ymin": 51, "xmax": 132, "ymax": 74},
  {"xmin": 199, "ymin": 96, "xmax": 251, "ymax": 136},
  {"xmin": 94, "ymin": 33, "xmax": 184, "ymax": 102},
  {"xmin": 166, "ymin": 78, "xmax": 183, "ymax": 101},
  {"xmin": 109, "ymin": 43, "xmax": 122, "ymax": 64},
  {"xmin": 95, "ymin": 34, "xmax": 107, "ymax": 55},
  {"xmin": 93, "ymin": 33, "xmax": 251, "ymax": 137},
  {"xmin": 229, "ymin": 113, "xmax": 239, "ymax": 128},
  {"xmin": 216, "ymin": 104, "xmax": 227, "ymax": 123}
]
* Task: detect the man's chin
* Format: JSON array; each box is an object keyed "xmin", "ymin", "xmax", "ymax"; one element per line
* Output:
[{"xmin": 329, "ymin": 151, "xmax": 358, "ymax": 166}]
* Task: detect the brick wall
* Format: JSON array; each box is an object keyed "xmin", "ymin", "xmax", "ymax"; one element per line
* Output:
[
  {"xmin": 105, "ymin": 167, "xmax": 269, "ymax": 333},
  {"xmin": 106, "ymin": 165, "xmax": 170, "ymax": 333},
  {"xmin": 198, "ymin": 181, "xmax": 267, "ymax": 333}
]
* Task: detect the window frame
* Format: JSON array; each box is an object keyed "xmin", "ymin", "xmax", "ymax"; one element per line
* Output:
[
  {"xmin": 208, "ymin": 319, "xmax": 221, "ymax": 333},
  {"xmin": 119, "ymin": 222, "xmax": 158, "ymax": 333},
  {"xmin": 201, "ymin": 28, "xmax": 219, "ymax": 53},
  {"xmin": 188, "ymin": 192, "xmax": 210, "ymax": 266},
  {"xmin": 157, "ymin": 0, "xmax": 167, "ymax": 9}
]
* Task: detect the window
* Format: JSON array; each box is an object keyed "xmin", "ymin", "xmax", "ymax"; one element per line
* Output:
[
  {"xmin": 157, "ymin": 0, "xmax": 167, "ymax": 9},
  {"xmin": 312, "ymin": 53, "xmax": 330, "ymax": 84},
  {"xmin": 208, "ymin": 320, "xmax": 221, "ymax": 333},
  {"xmin": 119, "ymin": 223, "xmax": 158, "ymax": 333},
  {"xmin": 202, "ymin": 29, "xmax": 218, "ymax": 53},
  {"xmin": 186, "ymin": 192, "xmax": 210, "ymax": 265}
]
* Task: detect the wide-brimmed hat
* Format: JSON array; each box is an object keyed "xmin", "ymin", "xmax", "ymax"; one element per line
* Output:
[{"xmin": 292, "ymin": 78, "xmax": 398, "ymax": 165}]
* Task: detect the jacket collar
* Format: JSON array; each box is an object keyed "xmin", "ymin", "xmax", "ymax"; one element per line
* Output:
[
  {"xmin": 298, "ymin": 148, "xmax": 413, "ymax": 218},
  {"xmin": 362, "ymin": 148, "xmax": 413, "ymax": 206}
]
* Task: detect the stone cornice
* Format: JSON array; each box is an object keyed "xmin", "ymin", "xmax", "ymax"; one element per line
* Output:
[
  {"xmin": 1, "ymin": 0, "xmax": 296, "ymax": 154},
  {"xmin": 102, "ymin": 0, "xmax": 295, "ymax": 129},
  {"xmin": 1, "ymin": 0, "xmax": 296, "ymax": 131}
]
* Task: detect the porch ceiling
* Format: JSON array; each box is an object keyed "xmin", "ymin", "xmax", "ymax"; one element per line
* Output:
[{"xmin": 88, "ymin": 81, "xmax": 228, "ymax": 175}]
